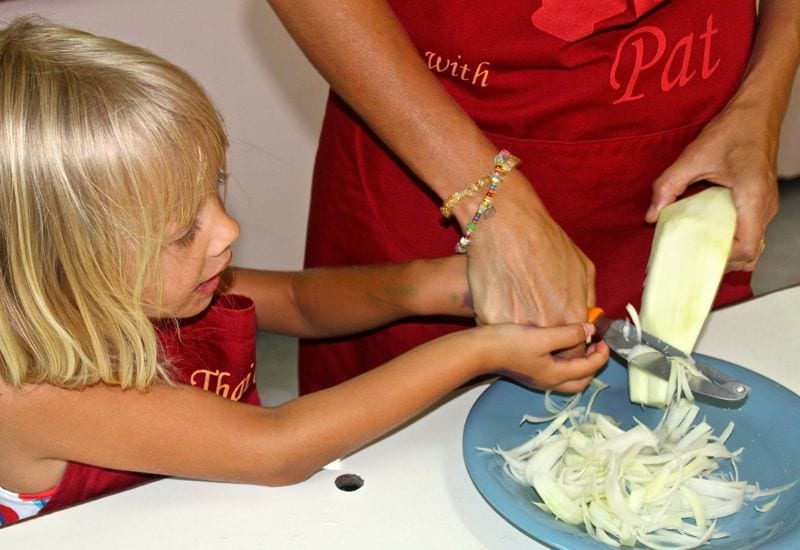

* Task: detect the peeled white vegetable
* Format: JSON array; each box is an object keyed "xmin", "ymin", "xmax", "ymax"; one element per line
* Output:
[
  {"xmin": 640, "ymin": 186, "xmax": 736, "ymax": 353},
  {"xmin": 631, "ymin": 187, "xmax": 737, "ymax": 406}
]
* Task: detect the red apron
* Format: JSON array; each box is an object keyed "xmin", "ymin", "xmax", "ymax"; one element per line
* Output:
[
  {"xmin": 42, "ymin": 294, "xmax": 259, "ymax": 514},
  {"xmin": 301, "ymin": 1, "xmax": 756, "ymax": 393}
]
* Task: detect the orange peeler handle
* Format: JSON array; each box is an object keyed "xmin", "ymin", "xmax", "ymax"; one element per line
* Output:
[
  {"xmin": 587, "ymin": 307, "xmax": 612, "ymax": 339},
  {"xmin": 587, "ymin": 307, "xmax": 605, "ymax": 324}
]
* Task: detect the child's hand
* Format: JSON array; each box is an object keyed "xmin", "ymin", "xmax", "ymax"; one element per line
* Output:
[{"xmin": 481, "ymin": 322, "xmax": 609, "ymax": 394}]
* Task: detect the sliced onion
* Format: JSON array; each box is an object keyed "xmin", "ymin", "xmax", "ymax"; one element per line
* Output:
[{"xmin": 486, "ymin": 383, "xmax": 793, "ymax": 549}]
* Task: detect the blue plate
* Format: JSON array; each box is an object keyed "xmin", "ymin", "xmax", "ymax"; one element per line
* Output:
[{"xmin": 463, "ymin": 354, "xmax": 800, "ymax": 549}]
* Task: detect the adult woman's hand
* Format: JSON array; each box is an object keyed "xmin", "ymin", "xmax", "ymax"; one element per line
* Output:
[
  {"xmin": 646, "ymin": 0, "xmax": 800, "ymax": 272},
  {"xmin": 646, "ymin": 101, "xmax": 779, "ymax": 272},
  {"xmin": 463, "ymin": 172, "xmax": 596, "ymax": 328}
]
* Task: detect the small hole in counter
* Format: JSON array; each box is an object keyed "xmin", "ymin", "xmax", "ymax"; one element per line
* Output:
[{"xmin": 335, "ymin": 473, "xmax": 364, "ymax": 492}]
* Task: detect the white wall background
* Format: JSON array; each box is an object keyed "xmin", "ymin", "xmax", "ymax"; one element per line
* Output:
[
  {"xmin": 1, "ymin": 0, "xmax": 798, "ymax": 273},
  {"xmin": 779, "ymin": 71, "xmax": 800, "ymax": 176},
  {"xmin": 0, "ymin": 0, "xmax": 329, "ymax": 271}
]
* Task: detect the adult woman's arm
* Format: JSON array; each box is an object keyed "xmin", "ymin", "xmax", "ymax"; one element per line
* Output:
[
  {"xmin": 647, "ymin": 0, "xmax": 800, "ymax": 272},
  {"xmin": 265, "ymin": 0, "xmax": 595, "ymax": 328}
]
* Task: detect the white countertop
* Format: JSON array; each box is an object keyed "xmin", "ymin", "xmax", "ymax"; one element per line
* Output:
[{"xmin": 3, "ymin": 286, "xmax": 799, "ymax": 549}]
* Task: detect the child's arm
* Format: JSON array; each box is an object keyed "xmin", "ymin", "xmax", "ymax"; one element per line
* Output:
[
  {"xmin": 0, "ymin": 323, "xmax": 607, "ymax": 491},
  {"xmin": 225, "ymin": 256, "xmax": 472, "ymax": 337}
]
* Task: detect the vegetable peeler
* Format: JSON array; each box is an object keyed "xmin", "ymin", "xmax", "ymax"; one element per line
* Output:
[{"xmin": 588, "ymin": 307, "xmax": 750, "ymax": 407}]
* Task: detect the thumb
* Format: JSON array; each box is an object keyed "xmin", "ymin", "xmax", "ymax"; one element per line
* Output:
[
  {"xmin": 646, "ymin": 164, "xmax": 694, "ymax": 223},
  {"xmin": 538, "ymin": 323, "xmax": 594, "ymax": 352}
]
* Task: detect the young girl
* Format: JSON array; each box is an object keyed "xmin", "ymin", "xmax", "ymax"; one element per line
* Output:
[{"xmin": 0, "ymin": 18, "xmax": 608, "ymax": 526}]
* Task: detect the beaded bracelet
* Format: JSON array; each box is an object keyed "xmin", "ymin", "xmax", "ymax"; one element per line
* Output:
[{"xmin": 454, "ymin": 150, "xmax": 520, "ymax": 253}]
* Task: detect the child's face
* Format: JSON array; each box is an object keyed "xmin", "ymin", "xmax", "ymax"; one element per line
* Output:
[{"xmin": 150, "ymin": 193, "xmax": 240, "ymax": 318}]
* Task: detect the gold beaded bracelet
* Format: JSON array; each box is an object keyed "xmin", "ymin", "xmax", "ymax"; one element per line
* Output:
[
  {"xmin": 452, "ymin": 150, "xmax": 520, "ymax": 253},
  {"xmin": 440, "ymin": 176, "xmax": 490, "ymax": 218}
]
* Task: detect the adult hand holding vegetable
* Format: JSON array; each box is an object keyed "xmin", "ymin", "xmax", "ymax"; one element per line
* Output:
[
  {"xmin": 646, "ymin": 0, "xmax": 799, "ymax": 272},
  {"xmin": 646, "ymin": 101, "xmax": 780, "ymax": 272}
]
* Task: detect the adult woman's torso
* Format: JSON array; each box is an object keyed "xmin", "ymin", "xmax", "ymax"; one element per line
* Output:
[{"xmin": 300, "ymin": 0, "xmax": 756, "ymax": 392}]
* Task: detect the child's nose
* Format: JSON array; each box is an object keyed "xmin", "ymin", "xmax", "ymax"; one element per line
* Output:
[{"xmin": 212, "ymin": 212, "xmax": 240, "ymax": 255}]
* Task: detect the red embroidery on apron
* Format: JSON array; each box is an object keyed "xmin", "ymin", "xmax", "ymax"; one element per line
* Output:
[
  {"xmin": 532, "ymin": 0, "xmax": 667, "ymax": 42},
  {"xmin": 610, "ymin": 15, "xmax": 721, "ymax": 104},
  {"xmin": 532, "ymin": 0, "xmax": 628, "ymax": 41}
]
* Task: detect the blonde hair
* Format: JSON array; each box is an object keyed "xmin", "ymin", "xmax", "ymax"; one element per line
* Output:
[{"xmin": 0, "ymin": 17, "xmax": 228, "ymax": 390}]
